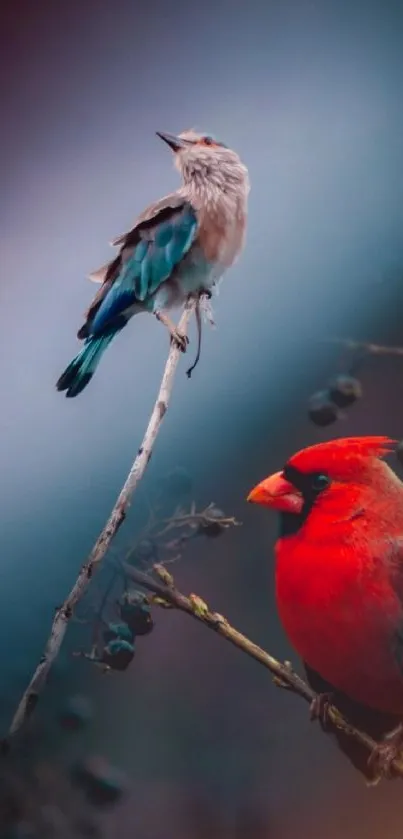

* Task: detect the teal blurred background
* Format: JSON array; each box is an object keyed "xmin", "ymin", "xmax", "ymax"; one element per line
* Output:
[{"xmin": 2, "ymin": 0, "xmax": 403, "ymax": 835}]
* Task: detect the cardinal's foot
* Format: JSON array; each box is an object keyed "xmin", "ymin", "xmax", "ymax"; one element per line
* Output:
[
  {"xmin": 310, "ymin": 692, "xmax": 334, "ymax": 731},
  {"xmin": 367, "ymin": 724, "xmax": 403, "ymax": 779}
]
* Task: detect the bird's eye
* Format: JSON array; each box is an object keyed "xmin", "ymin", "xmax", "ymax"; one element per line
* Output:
[
  {"xmin": 203, "ymin": 136, "xmax": 214, "ymax": 145},
  {"xmin": 311, "ymin": 473, "xmax": 330, "ymax": 492}
]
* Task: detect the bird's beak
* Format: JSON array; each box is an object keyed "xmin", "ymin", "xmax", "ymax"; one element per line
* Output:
[
  {"xmin": 156, "ymin": 131, "xmax": 187, "ymax": 152},
  {"xmin": 247, "ymin": 471, "xmax": 303, "ymax": 514}
]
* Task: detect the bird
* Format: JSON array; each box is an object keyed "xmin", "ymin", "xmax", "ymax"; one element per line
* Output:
[
  {"xmin": 56, "ymin": 129, "xmax": 250, "ymax": 397},
  {"xmin": 247, "ymin": 435, "xmax": 403, "ymax": 783}
]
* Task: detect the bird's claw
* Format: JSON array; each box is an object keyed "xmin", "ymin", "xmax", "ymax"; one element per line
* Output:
[
  {"xmin": 170, "ymin": 329, "xmax": 189, "ymax": 353},
  {"xmin": 154, "ymin": 310, "xmax": 189, "ymax": 352},
  {"xmin": 367, "ymin": 724, "xmax": 403, "ymax": 780},
  {"xmin": 310, "ymin": 692, "xmax": 334, "ymax": 731}
]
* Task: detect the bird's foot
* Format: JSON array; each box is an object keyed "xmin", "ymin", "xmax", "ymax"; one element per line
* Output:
[
  {"xmin": 199, "ymin": 288, "xmax": 212, "ymax": 300},
  {"xmin": 155, "ymin": 310, "xmax": 189, "ymax": 353},
  {"xmin": 367, "ymin": 723, "xmax": 403, "ymax": 780},
  {"xmin": 170, "ymin": 328, "xmax": 189, "ymax": 353},
  {"xmin": 310, "ymin": 692, "xmax": 334, "ymax": 731}
]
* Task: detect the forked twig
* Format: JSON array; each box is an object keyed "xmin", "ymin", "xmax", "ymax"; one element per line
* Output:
[{"xmin": 123, "ymin": 563, "xmax": 403, "ymax": 781}]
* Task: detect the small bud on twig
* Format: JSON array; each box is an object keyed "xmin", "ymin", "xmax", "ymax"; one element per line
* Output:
[
  {"xmin": 189, "ymin": 594, "xmax": 209, "ymax": 618},
  {"xmin": 153, "ymin": 564, "xmax": 174, "ymax": 587}
]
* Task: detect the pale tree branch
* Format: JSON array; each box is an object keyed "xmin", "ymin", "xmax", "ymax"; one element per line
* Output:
[
  {"xmin": 122, "ymin": 563, "xmax": 403, "ymax": 780},
  {"xmin": 327, "ymin": 338, "xmax": 403, "ymax": 357},
  {"xmin": 6, "ymin": 299, "xmax": 196, "ymax": 742}
]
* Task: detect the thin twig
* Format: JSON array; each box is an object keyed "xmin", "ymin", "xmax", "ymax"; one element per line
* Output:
[
  {"xmin": 327, "ymin": 339, "xmax": 403, "ymax": 357},
  {"xmin": 153, "ymin": 506, "xmax": 240, "ymax": 539},
  {"xmin": 6, "ymin": 299, "xmax": 196, "ymax": 741},
  {"xmin": 123, "ymin": 563, "xmax": 403, "ymax": 780}
]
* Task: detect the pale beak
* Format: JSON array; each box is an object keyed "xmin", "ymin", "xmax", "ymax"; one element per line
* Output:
[
  {"xmin": 156, "ymin": 131, "xmax": 187, "ymax": 152},
  {"xmin": 247, "ymin": 471, "xmax": 304, "ymax": 514}
]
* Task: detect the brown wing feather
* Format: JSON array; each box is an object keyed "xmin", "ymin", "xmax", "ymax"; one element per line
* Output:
[{"xmin": 110, "ymin": 193, "xmax": 187, "ymax": 247}]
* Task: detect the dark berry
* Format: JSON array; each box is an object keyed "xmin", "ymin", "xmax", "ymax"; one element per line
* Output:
[
  {"xmin": 198, "ymin": 506, "xmax": 226, "ymax": 538},
  {"xmin": 328, "ymin": 374, "xmax": 362, "ymax": 408},
  {"xmin": 118, "ymin": 591, "xmax": 154, "ymax": 636},
  {"xmin": 308, "ymin": 390, "xmax": 339, "ymax": 427},
  {"xmin": 102, "ymin": 622, "xmax": 134, "ymax": 646},
  {"xmin": 101, "ymin": 640, "xmax": 135, "ymax": 671}
]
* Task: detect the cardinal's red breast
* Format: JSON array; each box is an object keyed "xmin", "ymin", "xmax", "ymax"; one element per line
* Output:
[{"xmin": 275, "ymin": 475, "xmax": 403, "ymax": 715}]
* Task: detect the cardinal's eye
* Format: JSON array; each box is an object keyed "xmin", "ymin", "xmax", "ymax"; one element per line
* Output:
[{"xmin": 311, "ymin": 473, "xmax": 330, "ymax": 492}]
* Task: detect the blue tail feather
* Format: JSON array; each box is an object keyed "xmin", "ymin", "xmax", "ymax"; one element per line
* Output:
[{"xmin": 56, "ymin": 334, "xmax": 115, "ymax": 397}]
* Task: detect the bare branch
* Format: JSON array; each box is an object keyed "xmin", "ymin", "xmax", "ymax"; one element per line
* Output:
[
  {"xmin": 327, "ymin": 338, "xmax": 403, "ymax": 357},
  {"xmin": 6, "ymin": 300, "xmax": 196, "ymax": 741},
  {"xmin": 152, "ymin": 504, "xmax": 241, "ymax": 539},
  {"xmin": 123, "ymin": 563, "xmax": 403, "ymax": 780}
]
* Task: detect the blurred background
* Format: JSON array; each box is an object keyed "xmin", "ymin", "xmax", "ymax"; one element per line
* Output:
[{"xmin": 1, "ymin": 0, "xmax": 403, "ymax": 835}]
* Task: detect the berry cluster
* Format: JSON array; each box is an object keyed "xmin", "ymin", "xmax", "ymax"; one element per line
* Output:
[
  {"xmin": 98, "ymin": 591, "xmax": 154, "ymax": 672},
  {"xmin": 308, "ymin": 374, "xmax": 362, "ymax": 427},
  {"xmin": 74, "ymin": 468, "xmax": 239, "ymax": 673}
]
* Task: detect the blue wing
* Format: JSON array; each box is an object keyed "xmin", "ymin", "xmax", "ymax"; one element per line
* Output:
[{"xmin": 83, "ymin": 198, "xmax": 198, "ymax": 339}]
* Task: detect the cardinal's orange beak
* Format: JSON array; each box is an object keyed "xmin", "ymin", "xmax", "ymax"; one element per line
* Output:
[{"xmin": 247, "ymin": 471, "xmax": 304, "ymax": 514}]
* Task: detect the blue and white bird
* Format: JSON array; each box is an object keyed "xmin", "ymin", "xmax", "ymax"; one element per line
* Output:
[{"xmin": 56, "ymin": 129, "xmax": 250, "ymax": 397}]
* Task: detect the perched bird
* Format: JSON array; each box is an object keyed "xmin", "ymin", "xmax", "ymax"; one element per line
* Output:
[
  {"xmin": 56, "ymin": 130, "xmax": 249, "ymax": 397},
  {"xmin": 247, "ymin": 436, "xmax": 403, "ymax": 782}
]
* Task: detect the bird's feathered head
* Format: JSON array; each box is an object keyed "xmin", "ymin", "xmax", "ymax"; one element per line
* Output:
[
  {"xmin": 247, "ymin": 436, "xmax": 397, "ymax": 517},
  {"xmin": 156, "ymin": 128, "xmax": 249, "ymax": 192}
]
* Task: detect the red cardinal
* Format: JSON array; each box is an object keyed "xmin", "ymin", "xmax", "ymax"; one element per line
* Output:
[{"xmin": 247, "ymin": 435, "xmax": 403, "ymax": 782}]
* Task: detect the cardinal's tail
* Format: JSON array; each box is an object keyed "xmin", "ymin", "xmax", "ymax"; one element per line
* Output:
[{"xmin": 56, "ymin": 334, "xmax": 115, "ymax": 397}]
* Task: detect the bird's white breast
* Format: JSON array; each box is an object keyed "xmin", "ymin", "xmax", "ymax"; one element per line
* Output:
[{"xmin": 198, "ymin": 194, "xmax": 247, "ymax": 270}]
